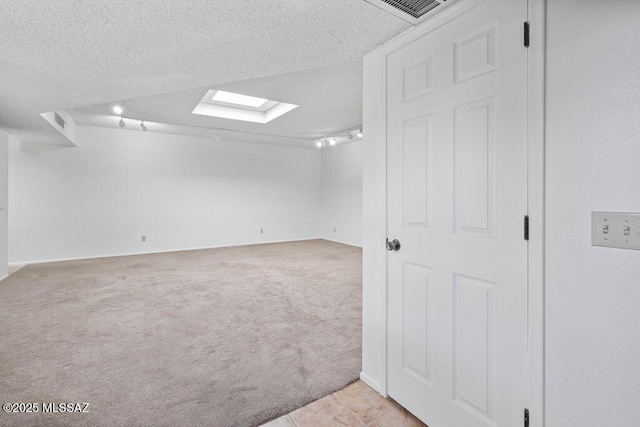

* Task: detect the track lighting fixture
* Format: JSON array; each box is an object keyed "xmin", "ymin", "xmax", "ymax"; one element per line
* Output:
[
  {"xmin": 116, "ymin": 113, "xmax": 151, "ymax": 132},
  {"xmin": 113, "ymin": 105, "xmax": 123, "ymax": 115},
  {"xmin": 314, "ymin": 126, "xmax": 362, "ymax": 148}
]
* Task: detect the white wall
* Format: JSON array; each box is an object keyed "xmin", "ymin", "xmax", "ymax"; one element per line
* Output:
[
  {"xmin": 545, "ymin": 1, "xmax": 640, "ymax": 426},
  {"xmin": 0, "ymin": 130, "xmax": 8, "ymax": 277},
  {"xmin": 321, "ymin": 140, "xmax": 363, "ymax": 247},
  {"xmin": 362, "ymin": 46, "xmax": 387, "ymax": 392},
  {"xmin": 9, "ymin": 126, "xmax": 322, "ymax": 264}
]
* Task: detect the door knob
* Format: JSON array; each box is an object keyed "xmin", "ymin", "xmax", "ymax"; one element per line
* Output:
[{"xmin": 386, "ymin": 238, "xmax": 401, "ymax": 251}]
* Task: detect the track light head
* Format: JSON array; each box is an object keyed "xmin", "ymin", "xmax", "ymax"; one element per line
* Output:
[
  {"xmin": 348, "ymin": 132, "xmax": 354, "ymax": 140},
  {"xmin": 316, "ymin": 141, "xmax": 323, "ymax": 148},
  {"xmin": 140, "ymin": 121, "xmax": 147, "ymax": 132},
  {"xmin": 357, "ymin": 128, "xmax": 363, "ymax": 138},
  {"xmin": 119, "ymin": 118, "xmax": 126, "ymax": 128},
  {"xmin": 329, "ymin": 137, "xmax": 337, "ymax": 146},
  {"xmin": 113, "ymin": 105, "xmax": 123, "ymax": 115}
]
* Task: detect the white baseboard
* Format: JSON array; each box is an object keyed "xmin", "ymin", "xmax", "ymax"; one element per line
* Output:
[
  {"xmin": 320, "ymin": 237, "xmax": 363, "ymax": 248},
  {"xmin": 8, "ymin": 237, "xmax": 324, "ymax": 266},
  {"xmin": 0, "ymin": 273, "xmax": 8, "ymax": 282},
  {"xmin": 360, "ymin": 371, "xmax": 384, "ymax": 396},
  {"xmin": 6, "ymin": 263, "xmax": 27, "ymax": 268}
]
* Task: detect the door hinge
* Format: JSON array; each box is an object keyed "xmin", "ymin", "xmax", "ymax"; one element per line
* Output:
[
  {"xmin": 524, "ymin": 22, "xmax": 530, "ymax": 47},
  {"xmin": 524, "ymin": 408, "xmax": 530, "ymax": 427},
  {"xmin": 524, "ymin": 215, "xmax": 530, "ymax": 241}
]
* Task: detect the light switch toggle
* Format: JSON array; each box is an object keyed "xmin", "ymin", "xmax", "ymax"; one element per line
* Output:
[{"xmin": 592, "ymin": 212, "xmax": 640, "ymax": 251}]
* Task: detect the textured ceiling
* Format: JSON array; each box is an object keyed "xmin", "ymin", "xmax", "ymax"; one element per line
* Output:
[
  {"xmin": 68, "ymin": 61, "xmax": 364, "ymax": 146},
  {"xmin": 0, "ymin": 0, "xmax": 409, "ymax": 144}
]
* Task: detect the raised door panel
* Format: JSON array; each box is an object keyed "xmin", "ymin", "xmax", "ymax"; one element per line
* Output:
[
  {"xmin": 453, "ymin": 274, "xmax": 496, "ymax": 426},
  {"xmin": 454, "ymin": 23, "xmax": 498, "ymax": 84},
  {"xmin": 402, "ymin": 262, "xmax": 434, "ymax": 387},
  {"xmin": 403, "ymin": 115, "xmax": 433, "ymax": 228},
  {"xmin": 403, "ymin": 56, "xmax": 434, "ymax": 101},
  {"xmin": 454, "ymin": 97, "xmax": 496, "ymax": 236}
]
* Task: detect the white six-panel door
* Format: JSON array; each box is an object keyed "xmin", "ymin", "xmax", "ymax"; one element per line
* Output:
[{"xmin": 386, "ymin": 0, "xmax": 528, "ymax": 426}]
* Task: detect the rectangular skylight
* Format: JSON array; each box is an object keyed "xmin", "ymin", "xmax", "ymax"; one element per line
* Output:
[
  {"xmin": 193, "ymin": 89, "xmax": 298, "ymax": 123},
  {"xmin": 211, "ymin": 91, "xmax": 268, "ymax": 108}
]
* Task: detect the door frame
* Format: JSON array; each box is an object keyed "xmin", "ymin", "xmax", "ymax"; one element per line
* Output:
[{"xmin": 361, "ymin": 0, "xmax": 546, "ymax": 426}]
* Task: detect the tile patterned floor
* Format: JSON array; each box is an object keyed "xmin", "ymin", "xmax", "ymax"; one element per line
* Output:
[{"xmin": 260, "ymin": 380, "xmax": 427, "ymax": 427}]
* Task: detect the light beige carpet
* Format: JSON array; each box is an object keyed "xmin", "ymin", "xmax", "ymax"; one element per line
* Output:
[{"xmin": 0, "ymin": 240, "xmax": 362, "ymax": 427}]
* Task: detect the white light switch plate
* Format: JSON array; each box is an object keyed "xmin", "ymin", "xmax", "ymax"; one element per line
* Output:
[{"xmin": 592, "ymin": 212, "xmax": 640, "ymax": 250}]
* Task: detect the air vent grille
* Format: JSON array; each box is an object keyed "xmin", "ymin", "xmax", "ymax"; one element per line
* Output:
[
  {"xmin": 54, "ymin": 112, "xmax": 65, "ymax": 129},
  {"xmin": 381, "ymin": 0, "xmax": 441, "ymax": 19}
]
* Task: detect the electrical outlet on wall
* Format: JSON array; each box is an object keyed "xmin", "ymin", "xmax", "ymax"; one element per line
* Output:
[{"xmin": 141, "ymin": 235, "xmax": 146, "ymax": 242}]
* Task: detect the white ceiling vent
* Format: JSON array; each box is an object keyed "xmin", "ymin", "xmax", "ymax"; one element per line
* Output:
[
  {"xmin": 365, "ymin": 0, "xmax": 459, "ymax": 25},
  {"xmin": 54, "ymin": 112, "xmax": 65, "ymax": 129}
]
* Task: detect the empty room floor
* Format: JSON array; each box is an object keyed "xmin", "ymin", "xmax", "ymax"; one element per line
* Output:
[{"xmin": 0, "ymin": 240, "xmax": 362, "ymax": 427}]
